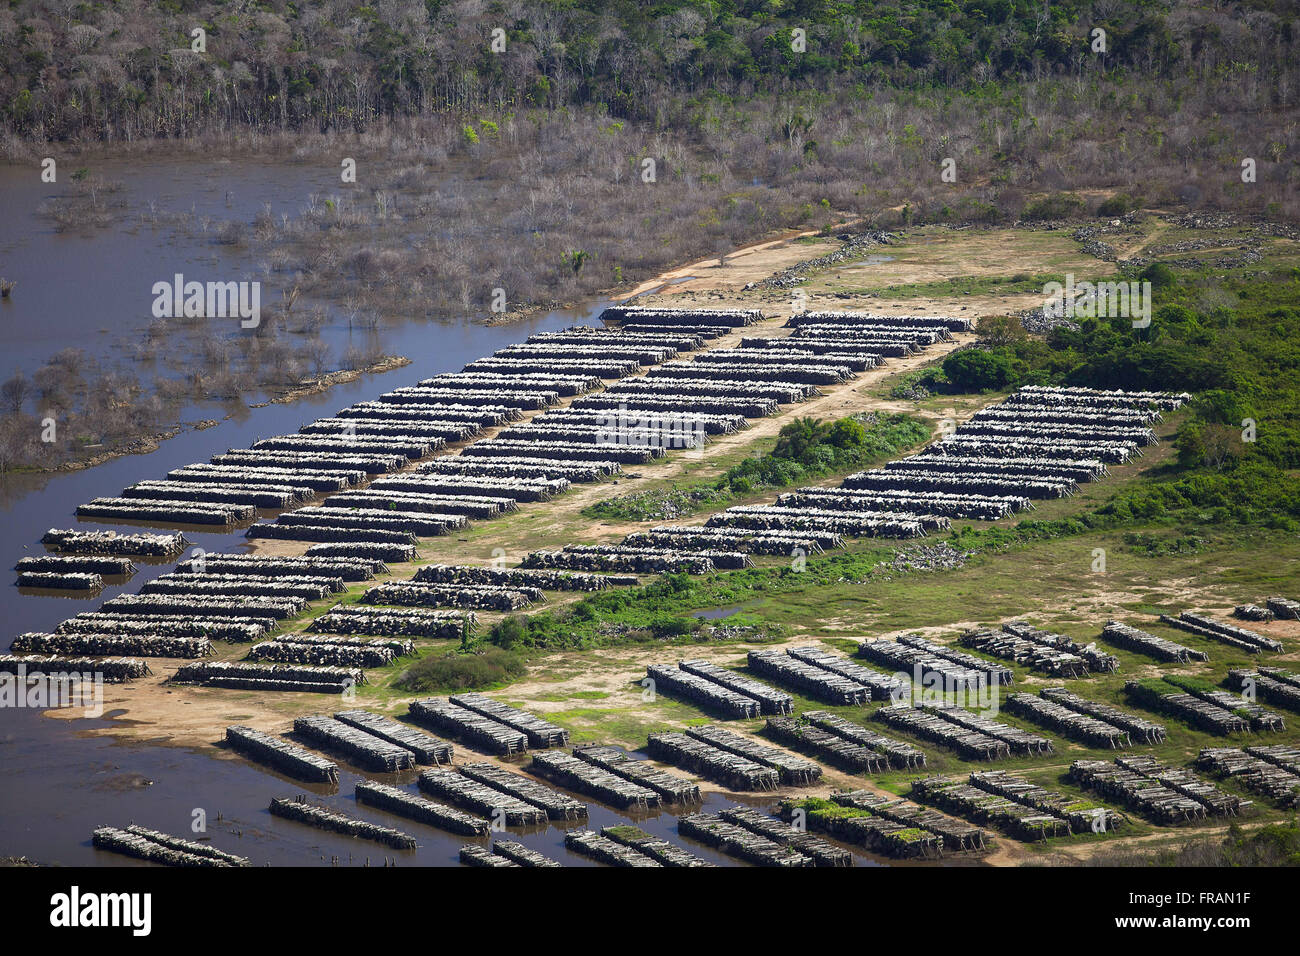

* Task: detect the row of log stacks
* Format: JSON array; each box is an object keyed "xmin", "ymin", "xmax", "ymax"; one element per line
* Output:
[
  {"xmin": 17, "ymin": 555, "xmax": 135, "ymax": 576},
  {"xmin": 225, "ymin": 725, "xmax": 339, "ymax": 783},
  {"xmin": 327, "ymin": 491, "xmax": 514, "ymax": 519},
  {"xmin": 491, "ymin": 840, "xmax": 563, "ymax": 867},
  {"xmin": 458, "ymin": 762, "xmax": 588, "ymax": 821},
  {"xmin": 777, "ymin": 487, "xmax": 1023, "ymax": 521},
  {"xmin": 972, "ymin": 403, "xmax": 1161, "ymax": 427},
  {"xmin": 378, "ymin": 473, "xmax": 570, "ymax": 502},
  {"xmin": 16, "ymin": 571, "xmax": 104, "ymax": 590},
  {"xmin": 645, "ymin": 663, "xmax": 761, "ymax": 718},
  {"xmin": 92, "ymin": 825, "xmax": 249, "ymax": 867},
  {"xmin": 269, "ymin": 796, "xmax": 418, "ymax": 849},
  {"xmin": 415, "ymin": 455, "xmax": 618, "ymax": 482},
  {"xmin": 0, "ymin": 654, "xmax": 151, "ymax": 682},
  {"xmin": 144, "ymin": 573, "xmax": 343, "ymax": 601},
  {"xmin": 301, "ymin": 416, "xmax": 483, "ymax": 442},
  {"xmin": 333, "ymin": 710, "xmax": 452, "ymax": 765},
  {"xmin": 646, "ymin": 732, "xmax": 780, "ymax": 791},
  {"xmin": 925, "ymin": 705, "xmax": 1054, "ymax": 756},
  {"xmin": 600, "ymin": 825, "xmax": 712, "ymax": 867},
  {"xmin": 42, "ymin": 528, "xmax": 187, "ymax": 556},
  {"xmin": 458, "ymin": 845, "xmax": 518, "ymax": 867},
  {"xmin": 910, "ymin": 777, "xmax": 1072, "ymax": 841},
  {"xmin": 1012, "ymin": 384, "xmax": 1189, "ymax": 410},
  {"xmin": 168, "ymin": 462, "xmax": 361, "ymax": 491},
  {"xmin": 1268, "ymin": 597, "xmax": 1300, "ymax": 619},
  {"xmin": 572, "ymin": 746, "xmax": 701, "ymax": 803},
  {"xmin": 465, "ymin": 438, "xmax": 665, "ymax": 465},
  {"xmin": 604, "ymin": 306, "xmax": 764, "ymax": 328},
  {"xmin": 213, "ymin": 447, "xmax": 404, "ymax": 474},
  {"xmin": 11, "ymin": 631, "xmax": 212, "ymax": 659},
  {"xmin": 174, "ymin": 661, "xmax": 363, "ymax": 694},
  {"xmin": 563, "ymin": 830, "xmax": 661, "ymax": 866},
  {"xmin": 574, "ymin": 391, "xmax": 779, "ymax": 418},
  {"xmin": 57, "ymin": 612, "xmax": 274, "ymax": 643},
  {"xmin": 706, "ymin": 504, "xmax": 938, "ymax": 538},
  {"xmin": 1039, "ymin": 687, "xmax": 1166, "ymax": 742},
  {"xmin": 275, "ymin": 506, "xmax": 467, "ymax": 536},
  {"xmin": 785, "ymin": 646, "xmax": 908, "ymax": 700},
  {"xmin": 449, "ymin": 692, "xmax": 570, "ymax": 748},
  {"xmin": 308, "ymin": 605, "xmax": 472, "ymax": 640},
  {"xmin": 542, "ymin": 405, "xmax": 747, "ymax": 436},
  {"xmin": 1102, "ymin": 621, "xmax": 1209, "ymax": 663},
  {"xmin": 717, "ymin": 807, "xmax": 851, "ymax": 867},
  {"xmin": 354, "ymin": 781, "xmax": 489, "ymax": 836},
  {"xmin": 1235, "ymin": 604, "xmax": 1275, "ymax": 622},
  {"xmin": 1116, "ymin": 755, "xmax": 1254, "ymax": 817},
  {"xmin": 677, "ymin": 659, "xmax": 792, "ymax": 714},
  {"xmin": 1160, "ymin": 675, "xmax": 1286, "ymax": 731},
  {"xmin": 897, "ymin": 633, "xmax": 1015, "ymax": 686},
  {"xmin": 779, "ymin": 798, "xmax": 941, "ymax": 860},
  {"xmin": 76, "ymin": 497, "xmax": 255, "ymax": 526},
  {"xmin": 930, "ymin": 435, "xmax": 1139, "ymax": 466},
  {"xmin": 1068, "ymin": 760, "xmax": 1208, "ymax": 824},
  {"xmin": 250, "ymin": 641, "xmax": 395, "ymax": 669},
  {"xmin": 677, "ymin": 813, "xmax": 811, "ymax": 867},
  {"xmin": 530, "ymin": 750, "xmax": 660, "ymax": 809},
  {"xmin": 831, "ymin": 790, "xmax": 988, "ymax": 852},
  {"xmin": 523, "ymin": 547, "xmax": 717, "ymax": 575},
  {"xmin": 856, "ymin": 639, "xmax": 989, "ymax": 693},
  {"xmin": 1005, "ymin": 693, "xmax": 1132, "ymax": 748},
  {"xmin": 417, "ymin": 768, "xmax": 548, "ymax": 826},
  {"xmin": 605, "ymin": 376, "xmax": 817, "ymax": 404},
  {"xmin": 305, "ymin": 542, "xmax": 418, "ymax": 563},
  {"xmin": 1001, "ymin": 621, "xmax": 1120, "ymax": 673},
  {"xmin": 789, "ymin": 310, "xmax": 974, "ymax": 333},
  {"xmin": 801, "ymin": 710, "xmax": 927, "ymax": 768},
  {"xmin": 969, "ymin": 770, "xmax": 1125, "ymax": 834},
  {"xmin": 764, "ymin": 716, "xmax": 889, "ymax": 773},
  {"xmin": 251, "ymin": 433, "xmax": 442, "ymax": 460},
  {"xmin": 905, "ymin": 450, "xmax": 1107, "ymax": 482},
  {"xmin": 378, "ymin": 386, "xmax": 558, "ymax": 410},
  {"xmin": 685, "ymin": 724, "xmax": 822, "ymax": 785},
  {"xmin": 848, "ymin": 466, "xmax": 1076, "ymax": 499},
  {"xmin": 1123, "ymin": 680, "xmax": 1251, "ymax": 734},
  {"xmin": 103, "ymin": 592, "xmax": 305, "ymax": 620},
  {"xmin": 284, "ymin": 633, "xmax": 414, "ymax": 656},
  {"xmin": 873, "ymin": 706, "xmax": 1011, "ymax": 761},
  {"xmin": 1195, "ymin": 749, "xmax": 1300, "ymax": 808},
  {"xmin": 1159, "ymin": 612, "xmax": 1283, "ymax": 653},
  {"xmin": 747, "ymin": 648, "xmax": 869, "ymax": 705},
  {"xmin": 123, "ymin": 479, "xmax": 311, "ymax": 508},
  {"xmin": 340, "ymin": 400, "xmax": 522, "ymax": 425},
  {"xmin": 1229, "ymin": 669, "xmax": 1300, "ymax": 712},
  {"xmin": 408, "ymin": 698, "xmax": 528, "ymax": 755},
  {"xmin": 413, "ymin": 564, "xmax": 612, "ymax": 592},
  {"xmin": 175, "ymin": 553, "xmax": 383, "ymax": 582},
  {"xmin": 959, "ymin": 628, "xmax": 1089, "ymax": 678},
  {"xmin": 363, "ymin": 581, "xmax": 537, "ymax": 611},
  {"xmin": 248, "ymin": 523, "xmax": 418, "ymax": 546},
  {"xmin": 627, "ymin": 525, "xmax": 833, "ymax": 554},
  {"xmin": 293, "ymin": 715, "xmax": 418, "ymax": 771}
]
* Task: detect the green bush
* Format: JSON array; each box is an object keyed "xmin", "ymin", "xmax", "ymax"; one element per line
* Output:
[{"xmin": 393, "ymin": 647, "xmax": 526, "ymax": 692}]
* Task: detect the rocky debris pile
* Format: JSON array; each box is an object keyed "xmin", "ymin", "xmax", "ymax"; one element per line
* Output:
[
  {"xmin": 877, "ymin": 542, "xmax": 975, "ymax": 576},
  {"xmin": 745, "ymin": 231, "xmax": 898, "ymax": 290}
]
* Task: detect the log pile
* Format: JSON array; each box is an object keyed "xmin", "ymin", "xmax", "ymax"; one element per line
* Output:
[
  {"xmin": 601, "ymin": 825, "xmax": 713, "ymax": 867},
  {"xmin": 269, "ymin": 796, "xmax": 418, "ymax": 849},
  {"xmin": 76, "ymin": 496, "xmax": 255, "ymax": 527},
  {"xmin": 677, "ymin": 813, "xmax": 811, "ymax": 867},
  {"xmin": 174, "ymin": 553, "xmax": 382, "ymax": 582},
  {"xmin": 174, "ymin": 661, "xmax": 362, "ymax": 694},
  {"xmin": 572, "ymin": 746, "xmax": 701, "ymax": 803},
  {"xmin": 897, "ymin": 633, "xmax": 1014, "ymax": 686},
  {"xmin": 969, "ymin": 770, "xmax": 1124, "ymax": 834},
  {"xmin": 213, "ymin": 447, "xmax": 404, "ymax": 474},
  {"xmin": 563, "ymin": 830, "xmax": 661, "ymax": 867},
  {"xmin": 225, "ymin": 725, "xmax": 339, "ymax": 783},
  {"xmin": 627, "ymin": 525, "xmax": 834, "ymax": 555},
  {"xmin": 458, "ymin": 762, "xmax": 587, "ymax": 821},
  {"xmin": 276, "ymin": 506, "xmax": 467, "ymax": 537},
  {"xmin": 1039, "ymin": 687, "xmax": 1166, "ymax": 743},
  {"xmin": 785, "ymin": 645, "xmax": 908, "ymax": 700},
  {"xmin": 646, "ymin": 732, "xmax": 780, "ymax": 791},
  {"xmin": 327, "ymin": 491, "xmax": 513, "ymax": 519},
  {"xmin": 706, "ymin": 504, "xmax": 935, "ymax": 538},
  {"xmin": 1161, "ymin": 675, "xmax": 1286, "ymax": 731},
  {"xmin": 832, "ymin": 790, "xmax": 988, "ymax": 852},
  {"xmin": 747, "ymin": 648, "xmax": 869, "ymax": 705},
  {"xmin": 0, "ymin": 654, "xmax": 150, "ymax": 682},
  {"xmin": 1102, "ymin": 621, "xmax": 1209, "ymax": 662},
  {"xmin": 10, "ymin": 631, "xmax": 212, "ymax": 659},
  {"xmin": 873, "ymin": 706, "xmax": 1011, "ymax": 761},
  {"xmin": 1267, "ymin": 597, "xmax": 1300, "ymax": 619},
  {"xmin": 717, "ymin": 807, "xmax": 851, "ymax": 867},
  {"xmin": 92, "ymin": 825, "xmax": 249, "ymax": 867},
  {"xmin": 416, "ymin": 455, "xmax": 617, "ymax": 482},
  {"xmin": 413, "ymin": 564, "xmax": 613, "ymax": 592},
  {"xmin": 530, "ymin": 750, "xmax": 659, "ymax": 809},
  {"xmin": 459, "ymin": 844, "xmax": 517, "ymax": 867},
  {"xmin": 523, "ymin": 546, "xmax": 716, "ymax": 574},
  {"xmin": 1160, "ymin": 612, "xmax": 1283, "ymax": 653},
  {"xmin": 143, "ymin": 573, "xmax": 342, "ymax": 601},
  {"xmin": 168, "ymin": 462, "xmax": 361, "ymax": 492},
  {"xmin": 1001, "ymin": 621, "xmax": 1120, "ymax": 673},
  {"xmin": 926, "ymin": 705, "xmax": 1053, "ymax": 756},
  {"xmin": 1195, "ymin": 749, "xmax": 1300, "ymax": 808},
  {"xmin": 333, "ymin": 710, "xmax": 452, "ymax": 764},
  {"xmin": 1235, "ymin": 604, "xmax": 1275, "ymax": 622},
  {"xmin": 857, "ymin": 638, "xmax": 988, "ymax": 692},
  {"xmin": 308, "ymin": 605, "xmax": 471, "ymax": 640},
  {"xmin": 778, "ymin": 487, "xmax": 1023, "ymax": 522},
  {"xmin": 418, "ymin": 768, "xmax": 548, "ymax": 826},
  {"xmin": 959, "ymin": 628, "xmax": 1089, "ymax": 678},
  {"xmin": 16, "ymin": 555, "xmax": 135, "ymax": 576},
  {"xmin": 251, "ymin": 639, "xmax": 395, "ymax": 669},
  {"xmin": 293, "ymin": 715, "xmax": 418, "ymax": 771},
  {"xmin": 676, "ymin": 659, "xmax": 792, "ymax": 714},
  {"xmin": 248, "ymin": 523, "xmax": 420, "ymax": 546},
  {"xmin": 1069, "ymin": 760, "xmax": 1208, "ymax": 824},
  {"xmin": 1116, "ymin": 755, "xmax": 1252, "ymax": 817},
  {"xmin": 102, "ymin": 592, "xmax": 306, "ymax": 620},
  {"xmin": 801, "ymin": 710, "xmax": 926, "ymax": 768},
  {"xmin": 911, "ymin": 777, "xmax": 1071, "ymax": 841},
  {"xmin": 286, "ymin": 633, "xmax": 415, "ymax": 657},
  {"xmin": 1124, "ymin": 680, "xmax": 1251, "ymax": 734},
  {"xmin": 779, "ymin": 798, "xmax": 940, "ymax": 859},
  {"xmin": 492, "ymin": 841, "xmax": 563, "ymax": 867},
  {"xmin": 764, "ymin": 716, "xmax": 889, "ymax": 773},
  {"xmin": 1229, "ymin": 669, "xmax": 1300, "ymax": 712},
  {"xmin": 354, "ymin": 781, "xmax": 489, "ymax": 836},
  {"xmin": 685, "ymin": 724, "xmax": 822, "ymax": 785},
  {"xmin": 645, "ymin": 663, "xmax": 761, "ymax": 718},
  {"xmin": 408, "ymin": 698, "xmax": 528, "ymax": 755},
  {"xmin": 57, "ymin": 612, "xmax": 273, "ymax": 643},
  {"xmin": 449, "ymin": 693, "xmax": 569, "ymax": 748},
  {"xmin": 363, "ymin": 581, "xmax": 537, "ymax": 612},
  {"xmin": 1005, "ymin": 693, "xmax": 1131, "ymax": 748},
  {"xmin": 14, "ymin": 570, "xmax": 99, "ymax": 590},
  {"xmin": 123, "ymin": 479, "xmax": 309, "ymax": 508},
  {"xmin": 42, "ymin": 528, "xmax": 187, "ymax": 556},
  {"xmin": 305, "ymin": 542, "xmax": 419, "ymax": 563}
]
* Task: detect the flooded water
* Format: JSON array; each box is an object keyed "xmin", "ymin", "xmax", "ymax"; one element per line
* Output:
[{"xmin": 0, "ymin": 159, "xmax": 888, "ymax": 869}]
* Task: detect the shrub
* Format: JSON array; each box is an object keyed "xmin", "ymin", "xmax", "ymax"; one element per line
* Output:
[{"xmin": 394, "ymin": 647, "xmax": 526, "ymax": 692}]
